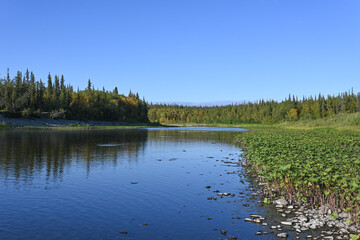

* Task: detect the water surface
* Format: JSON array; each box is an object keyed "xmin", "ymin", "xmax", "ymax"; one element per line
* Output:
[{"xmin": 0, "ymin": 127, "xmax": 280, "ymax": 240}]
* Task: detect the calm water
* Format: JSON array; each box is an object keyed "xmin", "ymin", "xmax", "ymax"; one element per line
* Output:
[{"xmin": 0, "ymin": 127, "xmax": 285, "ymax": 240}]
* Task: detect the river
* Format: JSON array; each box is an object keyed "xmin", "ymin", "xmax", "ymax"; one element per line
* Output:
[{"xmin": 0, "ymin": 127, "xmax": 316, "ymax": 239}]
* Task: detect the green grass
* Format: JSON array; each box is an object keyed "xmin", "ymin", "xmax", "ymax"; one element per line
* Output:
[
  {"xmin": 236, "ymin": 126, "xmax": 360, "ymax": 222},
  {"xmin": 280, "ymin": 112, "xmax": 360, "ymax": 130}
]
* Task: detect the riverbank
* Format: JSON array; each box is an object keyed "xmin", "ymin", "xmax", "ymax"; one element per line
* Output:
[
  {"xmin": 236, "ymin": 126, "xmax": 360, "ymax": 239},
  {"xmin": 0, "ymin": 113, "xmax": 160, "ymax": 129}
]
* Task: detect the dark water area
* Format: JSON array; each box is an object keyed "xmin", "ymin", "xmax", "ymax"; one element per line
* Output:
[{"xmin": 0, "ymin": 127, "xmax": 305, "ymax": 239}]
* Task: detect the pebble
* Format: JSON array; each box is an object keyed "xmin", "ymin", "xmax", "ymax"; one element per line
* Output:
[
  {"xmin": 277, "ymin": 233, "xmax": 287, "ymax": 238},
  {"xmin": 253, "ymin": 218, "xmax": 261, "ymax": 223},
  {"xmin": 274, "ymin": 198, "xmax": 288, "ymax": 205}
]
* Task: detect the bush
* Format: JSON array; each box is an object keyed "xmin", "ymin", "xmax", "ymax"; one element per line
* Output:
[
  {"xmin": 21, "ymin": 108, "xmax": 33, "ymax": 118},
  {"xmin": 50, "ymin": 109, "xmax": 66, "ymax": 119}
]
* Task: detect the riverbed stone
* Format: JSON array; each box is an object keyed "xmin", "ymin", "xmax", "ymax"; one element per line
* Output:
[
  {"xmin": 338, "ymin": 212, "xmax": 348, "ymax": 218},
  {"xmin": 277, "ymin": 233, "xmax": 287, "ymax": 238},
  {"xmin": 274, "ymin": 198, "xmax": 288, "ymax": 205}
]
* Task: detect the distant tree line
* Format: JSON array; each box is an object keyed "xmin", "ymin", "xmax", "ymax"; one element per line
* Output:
[
  {"xmin": 0, "ymin": 69, "xmax": 149, "ymax": 122},
  {"xmin": 149, "ymin": 90, "xmax": 360, "ymax": 124}
]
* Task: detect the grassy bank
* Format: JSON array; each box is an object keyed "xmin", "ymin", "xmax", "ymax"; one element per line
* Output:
[
  {"xmin": 235, "ymin": 126, "xmax": 360, "ymax": 223},
  {"xmin": 280, "ymin": 112, "xmax": 360, "ymax": 131}
]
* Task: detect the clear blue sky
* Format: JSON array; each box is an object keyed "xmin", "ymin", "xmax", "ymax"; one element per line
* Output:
[{"xmin": 1, "ymin": 0, "xmax": 359, "ymax": 105}]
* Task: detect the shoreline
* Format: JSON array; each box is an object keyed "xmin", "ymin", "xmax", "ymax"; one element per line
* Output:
[
  {"xmin": 236, "ymin": 128, "xmax": 360, "ymax": 239},
  {"xmin": 0, "ymin": 113, "xmax": 163, "ymax": 129}
]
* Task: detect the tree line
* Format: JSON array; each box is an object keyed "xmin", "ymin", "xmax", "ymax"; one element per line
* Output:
[
  {"xmin": 0, "ymin": 69, "xmax": 149, "ymax": 122},
  {"xmin": 149, "ymin": 89, "xmax": 360, "ymax": 124}
]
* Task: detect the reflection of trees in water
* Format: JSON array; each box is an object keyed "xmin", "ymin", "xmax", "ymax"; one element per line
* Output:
[
  {"xmin": 147, "ymin": 129, "xmax": 239, "ymax": 145},
  {"xmin": 0, "ymin": 129, "xmax": 148, "ymax": 182}
]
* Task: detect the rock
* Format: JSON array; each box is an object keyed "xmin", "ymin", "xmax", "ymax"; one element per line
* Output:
[
  {"xmin": 255, "ymin": 231, "xmax": 262, "ymax": 235},
  {"xmin": 274, "ymin": 198, "xmax": 288, "ymax": 205},
  {"xmin": 339, "ymin": 228, "xmax": 348, "ymax": 234},
  {"xmin": 281, "ymin": 221, "xmax": 292, "ymax": 226},
  {"xmin": 287, "ymin": 205, "xmax": 294, "ymax": 209},
  {"xmin": 253, "ymin": 218, "xmax": 261, "ymax": 223},
  {"xmin": 205, "ymin": 186, "xmax": 211, "ymax": 189},
  {"xmin": 250, "ymin": 214, "xmax": 261, "ymax": 218},
  {"xmin": 299, "ymin": 215, "xmax": 308, "ymax": 222},
  {"xmin": 339, "ymin": 212, "xmax": 349, "ymax": 218},
  {"xmin": 243, "ymin": 203, "xmax": 249, "ymax": 207},
  {"xmin": 349, "ymin": 226, "xmax": 357, "ymax": 232},
  {"xmin": 207, "ymin": 217, "xmax": 212, "ymax": 220},
  {"xmin": 323, "ymin": 236, "xmax": 334, "ymax": 240},
  {"xmin": 223, "ymin": 192, "xmax": 229, "ymax": 196},
  {"xmin": 244, "ymin": 218, "xmax": 252, "ymax": 222},
  {"xmin": 220, "ymin": 229, "xmax": 227, "ymax": 235},
  {"xmin": 262, "ymin": 223, "xmax": 268, "ymax": 226},
  {"xmin": 335, "ymin": 222, "xmax": 345, "ymax": 228},
  {"xmin": 277, "ymin": 233, "xmax": 287, "ymax": 238},
  {"xmin": 276, "ymin": 204, "xmax": 284, "ymax": 208}
]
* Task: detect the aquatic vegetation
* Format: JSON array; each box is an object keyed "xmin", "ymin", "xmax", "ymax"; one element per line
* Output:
[{"xmin": 236, "ymin": 128, "xmax": 360, "ymax": 223}]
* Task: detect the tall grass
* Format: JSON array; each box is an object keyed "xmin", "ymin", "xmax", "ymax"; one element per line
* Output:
[{"xmin": 280, "ymin": 113, "xmax": 360, "ymax": 129}]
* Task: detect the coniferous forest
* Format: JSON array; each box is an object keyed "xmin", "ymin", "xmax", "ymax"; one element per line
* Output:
[
  {"xmin": 149, "ymin": 90, "xmax": 360, "ymax": 124},
  {"xmin": 0, "ymin": 69, "xmax": 149, "ymax": 122}
]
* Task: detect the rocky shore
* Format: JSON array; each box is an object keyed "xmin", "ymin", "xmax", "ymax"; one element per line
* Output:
[
  {"xmin": 0, "ymin": 113, "xmax": 128, "ymax": 127},
  {"xmin": 244, "ymin": 164, "xmax": 360, "ymax": 239}
]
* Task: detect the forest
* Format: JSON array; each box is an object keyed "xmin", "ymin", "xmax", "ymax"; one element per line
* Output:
[
  {"xmin": 0, "ymin": 69, "xmax": 149, "ymax": 122},
  {"xmin": 149, "ymin": 90, "xmax": 360, "ymax": 124}
]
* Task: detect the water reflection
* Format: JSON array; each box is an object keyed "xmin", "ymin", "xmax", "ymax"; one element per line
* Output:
[
  {"xmin": 0, "ymin": 128, "xmax": 245, "ymax": 184},
  {"xmin": 0, "ymin": 129, "xmax": 148, "ymax": 182}
]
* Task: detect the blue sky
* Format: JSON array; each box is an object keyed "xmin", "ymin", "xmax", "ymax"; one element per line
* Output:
[{"xmin": 1, "ymin": 0, "xmax": 359, "ymax": 105}]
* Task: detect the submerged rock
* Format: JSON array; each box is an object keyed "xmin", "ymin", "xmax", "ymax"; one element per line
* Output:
[
  {"xmin": 277, "ymin": 233, "xmax": 287, "ymax": 238},
  {"xmin": 220, "ymin": 229, "xmax": 227, "ymax": 235}
]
